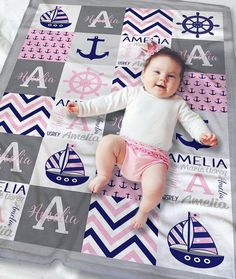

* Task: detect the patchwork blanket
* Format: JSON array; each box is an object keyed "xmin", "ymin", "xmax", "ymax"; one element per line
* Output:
[{"xmin": 0, "ymin": 0, "xmax": 236, "ymax": 278}]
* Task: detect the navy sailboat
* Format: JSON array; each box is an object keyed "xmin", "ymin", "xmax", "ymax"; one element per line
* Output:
[
  {"xmin": 167, "ymin": 212, "xmax": 224, "ymax": 268},
  {"xmin": 40, "ymin": 6, "xmax": 72, "ymax": 28},
  {"xmin": 45, "ymin": 144, "xmax": 89, "ymax": 186}
]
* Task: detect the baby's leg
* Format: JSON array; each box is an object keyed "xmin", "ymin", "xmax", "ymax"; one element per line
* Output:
[
  {"xmin": 132, "ymin": 164, "xmax": 167, "ymax": 229},
  {"xmin": 89, "ymin": 135, "xmax": 126, "ymax": 193}
]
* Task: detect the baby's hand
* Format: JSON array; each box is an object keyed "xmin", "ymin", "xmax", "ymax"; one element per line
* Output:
[
  {"xmin": 200, "ymin": 133, "xmax": 218, "ymax": 147},
  {"xmin": 67, "ymin": 101, "xmax": 79, "ymax": 115}
]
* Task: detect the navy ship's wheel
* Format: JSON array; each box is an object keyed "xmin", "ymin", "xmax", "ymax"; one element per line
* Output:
[{"xmin": 177, "ymin": 12, "xmax": 219, "ymax": 38}]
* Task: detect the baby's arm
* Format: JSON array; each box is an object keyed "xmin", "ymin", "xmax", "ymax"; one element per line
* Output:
[
  {"xmin": 178, "ymin": 100, "xmax": 218, "ymax": 147},
  {"xmin": 67, "ymin": 87, "xmax": 131, "ymax": 117}
]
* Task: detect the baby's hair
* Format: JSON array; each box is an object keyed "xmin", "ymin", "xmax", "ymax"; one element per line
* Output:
[{"xmin": 143, "ymin": 47, "xmax": 186, "ymax": 82}]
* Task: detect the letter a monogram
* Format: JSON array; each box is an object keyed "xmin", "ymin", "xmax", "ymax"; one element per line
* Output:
[
  {"xmin": 0, "ymin": 142, "xmax": 22, "ymax": 173},
  {"xmin": 20, "ymin": 66, "xmax": 47, "ymax": 89},
  {"xmin": 32, "ymin": 196, "xmax": 69, "ymax": 234},
  {"xmin": 88, "ymin": 11, "xmax": 113, "ymax": 29}
]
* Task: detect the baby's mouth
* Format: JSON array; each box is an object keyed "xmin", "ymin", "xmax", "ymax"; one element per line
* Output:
[{"xmin": 156, "ymin": 84, "xmax": 166, "ymax": 89}]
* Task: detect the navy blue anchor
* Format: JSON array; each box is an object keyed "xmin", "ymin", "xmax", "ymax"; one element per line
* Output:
[
  {"xmin": 199, "ymin": 104, "xmax": 206, "ymax": 111},
  {"xmin": 126, "ymin": 193, "xmax": 131, "ymax": 199},
  {"xmin": 77, "ymin": 36, "xmax": 109, "ymax": 60},
  {"xmin": 204, "ymin": 81, "xmax": 211, "ymax": 87},
  {"xmin": 220, "ymin": 75, "xmax": 226, "ymax": 81},
  {"xmin": 115, "ymin": 169, "xmax": 122, "ymax": 177},
  {"xmin": 119, "ymin": 181, "xmax": 127, "ymax": 189},
  {"xmin": 199, "ymin": 89, "xmax": 205, "ymax": 94},
  {"xmin": 188, "ymin": 88, "xmax": 195, "ymax": 94},
  {"xmin": 183, "ymin": 95, "xmax": 190, "ymax": 102},
  {"xmin": 199, "ymin": 73, "xmax": 206, "ymax": 79},
  {"xmin": 210, "ymin": 106, "xmax": 217, "ymax": 112},
  {"xmin": 210, "ymin": 90, "xmax": 216, "ymax": 95},
  {"xmin": 189, "ymin": 73, "xmax": 196, "ymax": 78},
  {"xmin": 176, "ymin": 120, "xmax": 211, "ymax": 150},
  {"xmin": 204, "ymin": 97, "xmax": 211, "ymax": 103},
  {"xmin": 221, "ymin": 107, "xmax": 227, "ymax": 113},
  {"xmin": 209, "ymin": 74, "xmax": 216, "ymax": 80},
  {"xmin": 193, "ymin": 96, "xmax": 201, "ymax": 102},
  {"xmin": 220, "ymin": 91, "xmax": 226, "ymax": 96},
  {"xmin": 131, "ymin": 183, "xmax": 140, "ymax": 191},
  {"xmin": 190, "ymin": 104, "xmax": 195, "ymax": 110},
  {"xmin": 108, "ymin": 180, "xmax": 116, "ymax": 188},
  {"xmin": 176, "ymin": 133, "xmax": 210, "ymax": 150}
]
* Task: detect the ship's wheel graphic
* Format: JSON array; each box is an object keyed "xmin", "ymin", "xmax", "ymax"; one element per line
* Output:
[
  {"xmin": 64, "ymin": 67, "xmax": 108, "ymax": 98},
  {"xmin": 177, "ymin": 12, "xmax": 220, "ymax": 38}
]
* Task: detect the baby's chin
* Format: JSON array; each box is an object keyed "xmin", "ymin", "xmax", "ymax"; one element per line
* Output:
[{"xmin": 152, "ymin": 90, "xmax": 176, "ymax": 98}]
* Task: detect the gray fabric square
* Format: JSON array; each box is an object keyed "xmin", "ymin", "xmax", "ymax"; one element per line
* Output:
[
  {"xmin": 0, "ymin": 133, "xmax": 42, "ymax": 184},
  {"xmin": 103, "ymin": 110, "xmax": 125, "ymax": 136},
  {"xmin": 171, "ymin": 38, "xmax": 225, "ymax": 74},
  {"xmin": 67, "ymin": 33, "xmax": 121, "ymax": 66},
  {"xmin": 75, "ymin": 6, "xmax": 126, "ymax": 35},
  {"xmin": 15, "ymin": 185, "xmax": 91, "ymax": 252},
  {"xmin": 6, "ymin": 60, "xmax": 64, "ymax": 97}
]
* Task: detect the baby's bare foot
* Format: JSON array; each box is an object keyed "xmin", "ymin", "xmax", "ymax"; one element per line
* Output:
[
  {"xmin": 132, "ymin": 209, "xmax": 148, "ymax": 229},
  {"xmin": 89, "ymin": 174, "xmax": 110, "ymax": 193}
]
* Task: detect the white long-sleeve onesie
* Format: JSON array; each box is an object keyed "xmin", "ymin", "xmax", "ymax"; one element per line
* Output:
[{"xmin": 78, "ymin": 86, "xmax": 211, "ymax": 151}]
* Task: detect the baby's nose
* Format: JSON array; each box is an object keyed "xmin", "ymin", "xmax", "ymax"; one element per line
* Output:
[{"xmin": 159, "ymin": 75, "xmax": 167, "ymax": 82}]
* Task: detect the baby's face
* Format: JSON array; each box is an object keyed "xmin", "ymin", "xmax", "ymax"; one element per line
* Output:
[{"xmin": 141, "ymin": 55, "xmax": 181, "ymax": 98}]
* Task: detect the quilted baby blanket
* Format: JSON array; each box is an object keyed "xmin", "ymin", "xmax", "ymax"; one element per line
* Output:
[{"xmin": 0, "ymin": 0, "xmax": 236, "ymax": 278}]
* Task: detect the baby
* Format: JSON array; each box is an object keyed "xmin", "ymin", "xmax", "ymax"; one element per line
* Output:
[{"xmin": 67, "ymin": 47, "xmax": 217, "ymax": 229}]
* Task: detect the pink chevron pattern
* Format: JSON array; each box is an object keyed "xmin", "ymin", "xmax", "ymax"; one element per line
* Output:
[
  {"xmin": 177, "ymin": 72, "xmax": 227, "ymax": 113},
  {"xmin": 0, "ymin": 93, "xmax": 54, "ymax": 137},
  {"xmin": 122, "ymin": 8, "xmax": 174, "ymax": 37},
  {"xmin": 111, "ymin": 67, "xmax": 142, "ymax": 92},
  {"xmin": 82, "ymin": 195, "xmax": 159, "ymax": 265},
  {"xmin": 19, "ymin": 29, "xmax": 74, "ymax": 62}
]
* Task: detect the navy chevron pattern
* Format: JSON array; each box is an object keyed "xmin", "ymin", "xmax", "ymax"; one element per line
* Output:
[
  {"xmin": 0, "ymin": 93, "xmax": 54, "ymax": 137},
  {"xmin": 84, "ymin": 229, "xmax": 156, "ymax": 265},
  {"xmin": 82, "ymin": 195, "xmax": 159, "ymax": 265},
  {"xmin": 122, "ymin": 8, "xmax": 174, "ymax": 37},
  {"xmin": 112, "ymin": 67, "xmax": 142, "ymax": 92}
]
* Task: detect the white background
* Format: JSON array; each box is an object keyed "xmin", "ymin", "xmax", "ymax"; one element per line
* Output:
[{"xmin": 0, "ymin": 0, "xmax": 235, "ymax": 278}]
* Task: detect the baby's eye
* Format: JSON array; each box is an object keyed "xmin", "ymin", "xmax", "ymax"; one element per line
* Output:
[
  {"xmin": 154, "ymin": 70, "xmax": 160, "ymax": 74},
  {"xmin": 168, "ymin": 74, "xmax": 176, "ymax": 79}
]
